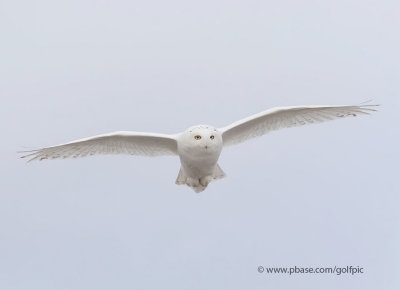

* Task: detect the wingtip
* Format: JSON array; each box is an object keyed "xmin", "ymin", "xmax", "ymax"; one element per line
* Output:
[
  {"xmin": 356, "ymin": 102, "xmax": 380, "ymax": 113},
  {"xmin": 18, "ymin": 149, "xmax": 40, "ymax": 162},
  {"xmin": 358, "ymin": 99, "xmax": 380, "ymax": 109}
]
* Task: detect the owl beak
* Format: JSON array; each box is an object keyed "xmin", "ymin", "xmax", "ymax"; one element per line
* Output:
[{"xmin": 204, "ymin": 145, "xmax": 208, "ymax": 149}]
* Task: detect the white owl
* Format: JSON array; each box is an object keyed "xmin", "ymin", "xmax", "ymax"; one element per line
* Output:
[{"xmin": 21, "ymin": 104, "xmax": 377, "ymax": 193}]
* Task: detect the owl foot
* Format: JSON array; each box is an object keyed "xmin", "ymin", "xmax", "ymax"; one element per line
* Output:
[
  {"xmin": 199, "ymin": 176, "xmax": 212, "ymax": 187},
  {"xmin": 186, "ymin": 177, "xmax": 200, "ymax": 188}
]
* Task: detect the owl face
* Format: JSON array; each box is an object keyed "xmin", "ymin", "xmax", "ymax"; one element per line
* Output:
[{"xmin": 177, "ymin": 125, "xmax": 223, "ymax": 157}]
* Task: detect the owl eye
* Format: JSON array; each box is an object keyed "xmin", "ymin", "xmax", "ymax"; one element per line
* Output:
[
  {"xmin": 210, "ymin": 135, "xmax": 215, "ymax": 140},
  {"xmin": 194, "ymin": 135, "xmax": 202, "ymax": 140}
]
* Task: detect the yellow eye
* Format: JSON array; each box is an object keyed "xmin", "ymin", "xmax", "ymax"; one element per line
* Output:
[
  {"xmin": 194, "ymin": 135, "xmax": 202, "ymax": 140},
  {"xmin": 210, "ymin": 135, "xmax": 215, "ymax": 140}
]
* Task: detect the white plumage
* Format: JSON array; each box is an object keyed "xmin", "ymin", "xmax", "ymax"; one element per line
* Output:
[{"xmin": 21, "ymin": 103, "xmax": 378, "ymax": 193}]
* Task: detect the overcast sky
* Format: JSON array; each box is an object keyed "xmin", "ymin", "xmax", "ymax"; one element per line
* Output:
[{"xmin": 1, "ymin": 0, "xmax": 399, "ymax": 289}]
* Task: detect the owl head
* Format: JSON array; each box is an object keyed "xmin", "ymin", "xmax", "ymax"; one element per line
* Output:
[{"xmin": 177, "ymin": 125, "xmax": 223, "ymax": 156}]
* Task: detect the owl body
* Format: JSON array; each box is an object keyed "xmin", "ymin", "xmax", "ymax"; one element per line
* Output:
[{"xmin": 175, "ymin": 125, "xmax": 225, "ymax": 193}]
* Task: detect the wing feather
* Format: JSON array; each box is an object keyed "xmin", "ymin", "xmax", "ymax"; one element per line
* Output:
[
  {"xmin": 220, "ymin": 104, "xmax": 378, "ymax": 146},
  {"xmin": 20, "ymin": 131, "xmax": 178, "ymax": 162}
]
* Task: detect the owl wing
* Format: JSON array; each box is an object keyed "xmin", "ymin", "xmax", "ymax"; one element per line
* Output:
[
  {"xmin": 220, "ymin": 104, "xmax": 378, "ymax": 147},
  {"xmin": 20, "ymin": 131, "xmax": 178, "ymax": 162}
]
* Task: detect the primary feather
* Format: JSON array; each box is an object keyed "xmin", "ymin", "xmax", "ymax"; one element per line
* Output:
[
  {"xmin": 20, "ymin": 131, "xmax": 178, "ymax": 162},
  {"xmin": 220, "ymin": 104, "xmax": 378, "ymax": 146}
]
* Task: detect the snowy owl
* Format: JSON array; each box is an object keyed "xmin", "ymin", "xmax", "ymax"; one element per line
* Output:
[{"xmin": 21, "ymin": 103, "xmax": 377, "ymax": 193}]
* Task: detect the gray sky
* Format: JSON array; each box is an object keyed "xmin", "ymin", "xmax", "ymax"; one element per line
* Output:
[{"xmin": 1, "ymin": 0, "xmax": 399, "ymax": 289}]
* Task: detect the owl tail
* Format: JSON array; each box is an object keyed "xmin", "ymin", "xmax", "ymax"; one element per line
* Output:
[{"xmin": 175, "ymin": 164, "xmax": 226, "ymax": 193}]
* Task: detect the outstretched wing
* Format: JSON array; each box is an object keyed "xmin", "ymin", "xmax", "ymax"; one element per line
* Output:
[
  {"xmin": 20, "ymin": 131, "xmax": 178, "ymax": 162},
  {"xmin": 220, "ymin": 104, "xmax": 378, "ymax": 147}
]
